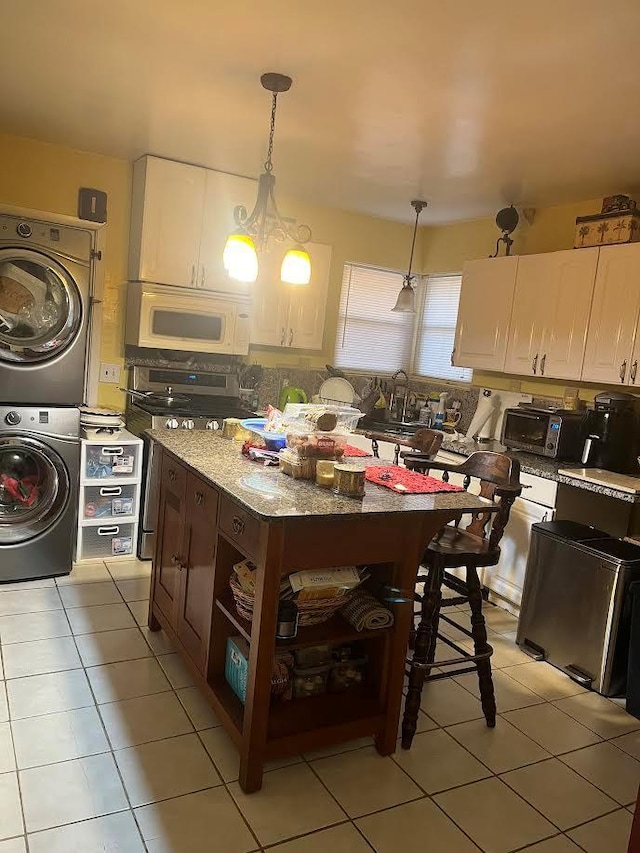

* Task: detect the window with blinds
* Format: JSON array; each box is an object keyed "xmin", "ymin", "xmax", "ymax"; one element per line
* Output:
[
  {"xmin": 334, "ymin": 264, "xmax": 414, "ymax": 372},
  {"xmin": 413, "ymin": 274, "xmax": 472, "ymax": 382}
]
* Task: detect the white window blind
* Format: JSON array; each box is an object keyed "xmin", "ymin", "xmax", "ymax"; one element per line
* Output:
[
  {"xmin": 413, "ymin": 274, "xmax": 472, "ymax": 382},
  {"xmin": 334, "ymin": 264, "xmax": 414, "ymax": 372}
]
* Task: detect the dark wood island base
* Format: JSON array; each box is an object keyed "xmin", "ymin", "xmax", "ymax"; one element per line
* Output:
[{"xmin": 147, "ymin": 433, "xmax": 492, "ymax": 792}]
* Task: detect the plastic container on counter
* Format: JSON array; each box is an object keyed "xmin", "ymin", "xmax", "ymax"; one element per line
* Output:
[
  {"xmin": 292, "ymin": 665, "xmax": 331, "ymax": 698},
  {"xmin": 329, "ymin": 657, "xmax": 367, "ymax": 692},
  {"xmin": 279, "ymin": 449, "xmax": 317, "ymax": 479},
  {"xmin": 283, "ymin": 404, "xmax": 364, "ymax": 434},
  {"xmin": 285, "ymin": 431, "xmax": 348, "ymax": 460},
  {"xmin": 294, "ymin": 644, "xmax": 332, "ymax": 668}
]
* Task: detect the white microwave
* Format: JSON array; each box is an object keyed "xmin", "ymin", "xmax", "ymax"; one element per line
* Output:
[{"xmin": 126, "ymin": 282, "xmax": 251, "ymax": 355}]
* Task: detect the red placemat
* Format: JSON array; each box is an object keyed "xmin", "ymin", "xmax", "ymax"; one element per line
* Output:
[
  {"xmin": 365, "ymin": 465, "xmax": 464, "ymax": 494},
  {"xmin": 343, "ymin": 444, "xmax": 372, "ymax": 457}
]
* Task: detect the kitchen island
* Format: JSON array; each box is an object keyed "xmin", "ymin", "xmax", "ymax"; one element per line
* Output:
[{"xmin": 146, "ymin": 430, "xmax": 495, "ymax": 792}]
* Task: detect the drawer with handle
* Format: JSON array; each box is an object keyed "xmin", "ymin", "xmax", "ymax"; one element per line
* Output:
[
  {"xmin": 82, "ymin": 483, "xmax": 138, "ymax": 521},
  {"xmin": 85, "ymin": 443, "xmax": 141, "ymax": 480},
  {"xmin": 78, "ymin": 522, "xmax": 136, "ymax": 561},
  {"xmin": 219, "ymin": 495, "xmax": 261, "ymax": 559}
]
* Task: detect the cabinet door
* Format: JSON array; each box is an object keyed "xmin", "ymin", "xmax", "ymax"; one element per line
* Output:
[
  {"xmin": 539, "ymin": 248, "xmax": 598, "ymax": 380},
  {"xmin": 286, "ymin": 243, "xmax": 332, "ymax": 350},
  {"xmin": 582, "ymin": 244, "xmax": 640, "ymax": 384},
  {"xmin": 198, "ymin": 170, "xmax": 257, "ymax": 294},
  {"xmin": 132, "ymin": 157, "xmax": 206, "ymax": 288},
  {"xmin": 484, "ymin": 498, "xmax": 552, "ymax": 609},
  {"xmin": 453, "ymin": 256, "xmax": 518, "ymax": 371},
  {"xmin": 153, "ymin": 455, "xmax": 187, "ymax": 626},
  {"xmin": 504, "ymin": 255, "xmax": 547, "ymax": 377},
  {"xmin": 176, "ymin": 475, "xmax": 218, "ymax": 673},
  {"xmin": 250, "ymin": 249, "xmax": 291, "ymax": 346}
]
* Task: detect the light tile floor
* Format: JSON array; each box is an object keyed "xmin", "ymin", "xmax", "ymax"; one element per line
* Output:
[{"xmin": 0, "ymin": 563, "xmax": 638, "ymax": 852}]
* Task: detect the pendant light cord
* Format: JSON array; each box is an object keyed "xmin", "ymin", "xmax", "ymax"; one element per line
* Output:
[
  {"xmin": 405, "ymin": 205, "xmax": 420, "ymax": 283},
  {"xmin": 264, "ymin": 93, "xmax": 278, "ymax": 174}
]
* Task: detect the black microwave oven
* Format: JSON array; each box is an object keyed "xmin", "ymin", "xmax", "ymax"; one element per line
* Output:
[{"xmin": 500, "ymin": 407, "xmax": 585, "ymax": 460}]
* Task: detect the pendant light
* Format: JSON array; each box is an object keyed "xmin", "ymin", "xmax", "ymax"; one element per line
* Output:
[
  {"xmin": 223, "ymin": 73, "xmax": 313, "ymax": 285},
  {"xmin": 392, "ymin": 199, "xmax": 428, "ymax": 313}
]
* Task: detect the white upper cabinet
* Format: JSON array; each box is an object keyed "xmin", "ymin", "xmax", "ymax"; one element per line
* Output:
[
  {"xmin": 505, "ymin": 248, "xmax": 598, "ymax": 380},
  {"xmin": 453, "ymin": 256, "xmax": 518, "ymax": 371},
  {"xmin": 129, "ymin": 156, "xmax": 206, "ymax": 288},
  {"xmin": 250, "ymin": 242, "xmax": 332, "ymax": 350},
  {"xmin": 582, "ymin": 244, "xmax": 640, "ymax": 385},
  {"xmin": 129, "ymin": 156, "xmax": 255, "ymax": 294}
]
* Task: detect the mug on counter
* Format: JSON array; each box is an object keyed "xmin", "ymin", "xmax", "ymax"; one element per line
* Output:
[{"xmin": 444, "ymin": 409, "xmax": 462, "ymax": 427}]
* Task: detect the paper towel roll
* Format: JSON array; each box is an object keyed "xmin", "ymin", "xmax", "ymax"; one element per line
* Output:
[{"xmin": 466, "ymin": 391, "xmax": 501, "ymax": 440}]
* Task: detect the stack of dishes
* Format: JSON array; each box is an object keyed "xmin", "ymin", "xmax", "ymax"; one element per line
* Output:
[{"xmin": 79, "ymin": 406, "xmax": 125, "ymax": 439}]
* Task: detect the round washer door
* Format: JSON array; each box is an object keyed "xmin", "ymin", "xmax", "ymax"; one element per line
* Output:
[
  {"xmin": 0, "ymin": 435, "xmax": 70, "ymax": 544},
  {"xmin": 0, "ymin": 248, "xmax": 83, "ymax": 364}
]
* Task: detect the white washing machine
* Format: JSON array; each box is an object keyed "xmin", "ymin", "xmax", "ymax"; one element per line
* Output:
[
  {"xmin": 0, "ymin": 213, "xmax": 93, "ymax": 405},
  {"xmin": 0, "ymin": 405, "xmax": 80, "ymax": 582}
]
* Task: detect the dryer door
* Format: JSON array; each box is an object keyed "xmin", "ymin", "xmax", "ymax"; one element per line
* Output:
[
  {"xmin": 0, "ymin": 248, "xmax": 83, "ymax": 364},
  {"xmin": 0, "ymin": 435, "xmax": 70, "ymax": 544}
]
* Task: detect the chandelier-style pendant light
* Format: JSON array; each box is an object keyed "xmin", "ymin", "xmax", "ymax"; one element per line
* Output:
[
  {"xmin": 223, "ymin": 72, "xmax": 313, "ymax": 285},
  {"xmin": 391, "ymin": 199, "xmax": 428, "ymax": 313}
]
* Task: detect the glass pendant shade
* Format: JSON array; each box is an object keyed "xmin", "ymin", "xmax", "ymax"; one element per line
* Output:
[
  {"xmin": 281, "ymin": 246, "xmax": 311, "ymax": 284},
  {"xmin": 223, "ymin": 232, "xmax": 259, "ymax": 283},
  {"xmin": 391, "ymin": 282, "xmax": 417, "ymax": 313}
]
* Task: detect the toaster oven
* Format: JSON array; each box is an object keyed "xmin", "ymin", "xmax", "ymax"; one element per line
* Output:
[{"xmin": 500, "ymin": 407, "xmax": 585, "ymax": 460}]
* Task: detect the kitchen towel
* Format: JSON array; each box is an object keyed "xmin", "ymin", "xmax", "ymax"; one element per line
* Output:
[
  {"xmin": 343, "ymin": 444, "xmax": 372, "ymax": 457},
  {"xmin": 365, "ymin": 465, "xmax": 464, "ymax": 494},
  {"xmin": 341, "ymin": 590, "xmax": 394, "ymax": 631}
]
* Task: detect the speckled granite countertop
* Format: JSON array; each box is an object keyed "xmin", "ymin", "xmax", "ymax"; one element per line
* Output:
[
  {"xmin": 148, "ymin": 431, "xmax": 495, "ymax": 520},
  {"xmin": 438, "ymin": 438, "xmax": 640, "ymax": 503}
]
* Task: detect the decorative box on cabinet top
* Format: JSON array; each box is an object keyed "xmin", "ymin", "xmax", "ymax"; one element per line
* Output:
[{"xmin": 575, "ymin": 211, "xmax": 640, "ymax": 248}]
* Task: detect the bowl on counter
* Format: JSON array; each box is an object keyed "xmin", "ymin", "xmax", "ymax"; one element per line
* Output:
[{"xmin": 240, "ymin": 418, "xmax": 288, "ymax": 451}]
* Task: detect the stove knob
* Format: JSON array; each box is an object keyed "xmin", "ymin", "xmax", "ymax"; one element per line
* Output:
[
  {"xmin": 5, "ymin": 410, "xmax": 21, "ymax": 426},
  {"xmin": 205, "ymin": 420, "xmax": 221, "ymax": 430},
  {"xmin": 165, "ymin": 418, "xmax": 179, "ymax": 429},
  {"xmin": 182, "ymin": 419, "xmax": 195, "ymax": 430}
]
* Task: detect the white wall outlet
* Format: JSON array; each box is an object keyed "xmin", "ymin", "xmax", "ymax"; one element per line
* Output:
[{"xmin": 99, "ymin": 363, "xmax": 121, "ymax": 384}]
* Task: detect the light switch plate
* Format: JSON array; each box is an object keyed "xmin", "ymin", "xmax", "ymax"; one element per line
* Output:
[{"xmin": 99, "ymin": 363, "xmax": 121, "ymax": 384}]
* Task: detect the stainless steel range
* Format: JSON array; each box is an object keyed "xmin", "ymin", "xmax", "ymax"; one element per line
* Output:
[{"xmin": 125, "ymin": 365, "xmax": 255, "ymax": 559}]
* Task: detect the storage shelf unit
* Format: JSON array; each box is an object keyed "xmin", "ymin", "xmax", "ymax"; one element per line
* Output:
[{"xmin": 76, "ymin": 430, "xmax": 143, "ymax": 562}]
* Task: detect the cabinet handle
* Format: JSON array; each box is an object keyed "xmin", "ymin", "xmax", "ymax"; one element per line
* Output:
[
  {"xmin": 450, "ymin": 347, "xmax": 455, "ymax": 367},
  {"xmin": 99, "ymin": 487, "xmax": 121, "ymax": 496},
  {"xmin": 280, "ymin": 327, "xmax": 286, "ymax": 346},
  {"xmin": 620, "ymin": 360, "xmax": 627, "ymax": 382},
  {"xmin": 190, "ymin": 264, "xmax": 196, "ymax": 286},
  {"xmin": 171, "ymin": 554, "xmax": 185, "ymax": 571},
  {"xmin": 195, "ymin": 491, "xmax": 204, "ymax": 506},
  {"xmin": 532, "ymin": 353, "xmax": 538, "ymax": 375},
  {"xmin": 540, "ymin": 353, "xmax": 546, "ymax": 376},
  {"xmin": 168, "ymin": 469, "xmax": 176, "ymax": 482},
  {"xmin": 288, "ymin": 328, "xmax": 294, "ymax": 347},
  {"xmin": 200, "ymin": 266, "xmax": 206, "ymax": 287},
  {"xmin": 632, "ymin": 361, "xmax": 638, "ymax": 384},
  {"xmin": 232, "ymin": 515, "xmax": 245, "ymax": 536}
]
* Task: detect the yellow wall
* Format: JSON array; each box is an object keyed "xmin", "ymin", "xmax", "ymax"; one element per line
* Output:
[
  {"xmin": 421, "ymin": 197, "xmax": 606, "ymax": 402},
  {"xmin": 0, "ymin": 131, "xmax": 132, "ymax": 409}
]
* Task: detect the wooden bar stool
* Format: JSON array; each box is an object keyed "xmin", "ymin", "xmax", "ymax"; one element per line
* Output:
[
  {"xmin": 364, "ymin": 427, "xmax": 443, "ymax": 466},
  {"xmin": 399, "ymin": 451, "xmax": 522, "ymax": 749}
]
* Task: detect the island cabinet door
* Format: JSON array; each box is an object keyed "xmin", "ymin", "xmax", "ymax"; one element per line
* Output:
[
  {"xmin": 153, "ymin": 455, "xmax": 188, "ymax": 626},
  {"xmin": 176, "ymin": 474, "xmax": 219, "ymax": 673}
]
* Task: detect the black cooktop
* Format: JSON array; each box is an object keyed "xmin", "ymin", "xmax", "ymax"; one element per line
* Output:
[{"xmin": 133, "ymin": 395, "xmax": 254, "ymax": 419}]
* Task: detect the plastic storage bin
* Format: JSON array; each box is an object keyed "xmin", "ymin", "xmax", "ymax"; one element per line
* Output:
[
  {"xmin": 85, "ymin": 442, "xmax": 141, "ymax": 479},
  {"xmin": 279, "ymin": 450, "xmax": 317, "ymax": 479},
  {"xmin": 285, "ymin": 432, "xmax": 348, "ymax": 460},
  {"xmin": 77, "ymin": 522, "xmax": 136, "ymax": 561},
  {"xmin": 283, "ymin": 404, "xmax": 363, "ymax": 434},
  {"xmin": 294, "ymin": 645, "xmax": 332, "ymax": 668},
  {"xmin": 329, "ymin": 657, "xmax": 367, "ymax": 692},
  {"xmin": 82, "ymin": 484, "xmax": 138, "ymax": 520}
]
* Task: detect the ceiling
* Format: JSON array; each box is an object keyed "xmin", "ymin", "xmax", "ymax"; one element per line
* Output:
[{"xmin": 2, "ymin": 0, "xmax": 640, "ymax": 223}]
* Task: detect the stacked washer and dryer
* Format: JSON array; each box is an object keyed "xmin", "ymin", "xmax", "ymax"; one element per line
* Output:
[{"xmin": 0, "ymin": 213, "xmax": 94, "ymax": 582}]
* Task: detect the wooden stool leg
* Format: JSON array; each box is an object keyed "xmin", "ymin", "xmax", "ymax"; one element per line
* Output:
[
  {"xmin": 426, "ymin": 597, "xmax": 441, "ymax": 665},
  {"xmin": 402, "ymin": 564, "xmax": 442, "ymax": 749},
  {"xmin": 467, "ymin": 566, "xmax": 496, "ymax": 728}
]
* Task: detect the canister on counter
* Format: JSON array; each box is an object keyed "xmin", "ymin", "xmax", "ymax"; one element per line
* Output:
[
  {"xmin": 316, "ymin": 459, "xmax": 336, "ymax": 488},
  {"xmin": 222, "ymin": 417, "xmax": 241, "ymax": 439},
  {"xmin": 333, "ymin": 463, "xmax": 366, "ymax": 498}
]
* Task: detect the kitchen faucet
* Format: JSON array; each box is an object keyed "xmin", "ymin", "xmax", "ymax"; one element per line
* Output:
[{"xmin": 389, "ymin": 369, "xmax": 410, "ymax": 422}]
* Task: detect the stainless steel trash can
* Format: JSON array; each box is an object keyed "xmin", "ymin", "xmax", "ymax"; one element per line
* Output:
[{"xmin": 517, "ymin": 521, "xmax": 640, "ymax": 696}]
